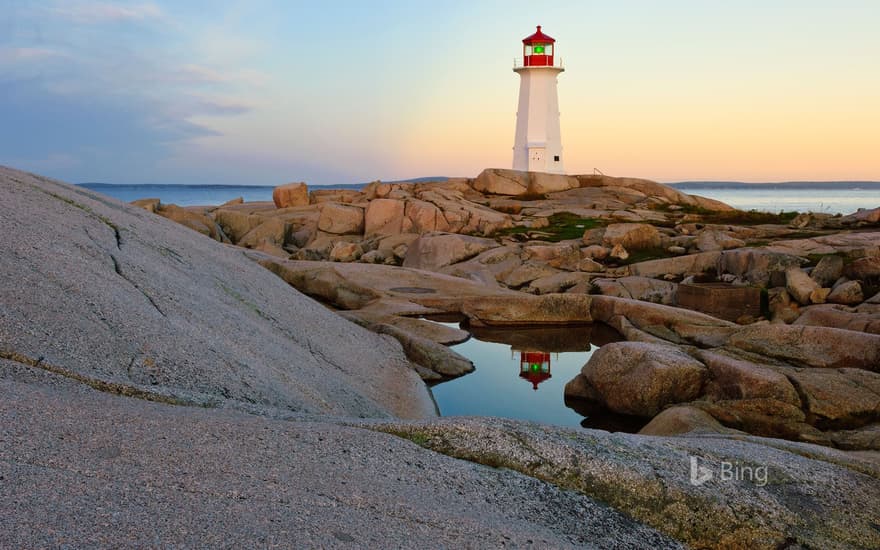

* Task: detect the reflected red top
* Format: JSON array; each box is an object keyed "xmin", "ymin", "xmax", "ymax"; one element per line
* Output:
[{"xmin": 522, "ymin": 25, "xmax": 555, "ymax": 45}]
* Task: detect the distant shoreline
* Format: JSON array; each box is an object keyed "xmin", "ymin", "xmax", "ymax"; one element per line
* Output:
[
  {"xmin": 78, "ymin": 180, "xmax": 880, "ymax": 190},
  {"xmin": 669, "ymin": 181, "xmax": 880, "ymax": 190}
]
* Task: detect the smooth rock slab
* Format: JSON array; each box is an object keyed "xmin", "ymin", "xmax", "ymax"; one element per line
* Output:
[{"xmin": 0, "ymin": 372, "xmax": 676, "ymax": 549}]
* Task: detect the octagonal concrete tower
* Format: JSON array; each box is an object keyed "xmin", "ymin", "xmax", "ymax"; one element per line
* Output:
[{"xmin": 512, "ymin": 25, "xmax": 565, "ymax": 174}]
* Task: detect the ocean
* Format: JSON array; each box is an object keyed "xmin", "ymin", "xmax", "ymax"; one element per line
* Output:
[{"xmin": 78, "ymin": 181, "xmax": 880, "ymax": 215}]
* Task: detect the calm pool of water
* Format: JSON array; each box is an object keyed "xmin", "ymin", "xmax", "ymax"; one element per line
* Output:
[{"xmin": 430, "ymin": 323, "xmax": 645, "ymax": 432}]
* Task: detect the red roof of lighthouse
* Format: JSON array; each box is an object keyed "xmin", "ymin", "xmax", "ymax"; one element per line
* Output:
[{"xmin": 522, "ymin": 25, "xmax": 555, "ymax": 45}]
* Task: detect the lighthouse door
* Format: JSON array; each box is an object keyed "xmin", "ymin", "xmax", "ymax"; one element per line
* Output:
[{"xmin": 529, "ymin": 148, "xmax": 546, "ymax": 171}]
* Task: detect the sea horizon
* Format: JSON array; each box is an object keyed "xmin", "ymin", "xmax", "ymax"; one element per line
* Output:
[{"xmin": 78, "ymin": 179, "xmax": 880, "ymax": 215}]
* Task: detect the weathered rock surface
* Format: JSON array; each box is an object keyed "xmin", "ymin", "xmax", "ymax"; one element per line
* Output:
[
  {"xmin": 317, "ymin": 202, "xmax": 364, "ymax": 235},
  {"xmin": 569, "ymin": 342, "xmax": 708, "ymax": 416},
  {"xmin": 794, "ymin": 303, "xmax": 880, "ymax": 334},
  {"xmin": 461, "ymin": 293, "xmax": 593, "ymax": 326},
  {"xmin": 380, "ymin": 418, "xmax": 880, "ymax": 550},
  {"xmin": 638, "ymin": 405, "xmax": 738, "ymax": 436},
  {"xmin": 0, "ymin": 372, "xmax": 679, "ymax": 549},
  {"xmin": 725, "ymin": 324, "xmax": 880, "ymax": 371},
  {"xmin": 718, "ymin": 249, "xmax": 804, "ymax": 286},
  {"xmin": 811, "ymin": 254, "xmax": 845, "ymax": 287},
  {"xmin": 786, "ymin": 267, "xmax": 821, "ymax": 305},
  {"xmin": 592, "ymin": 276, "xmax": 677, "ymax": 305},
  {"xmin": 826, "ymin": 280, "xmax": 864, "ymax": 305},
  {"xmin": 5, "ymin": 166, "xmax": 880, "ymax": 548},
  {"xmin": 0, "ymin": 167, "xmax": 433, "ymax": 419},
  {"xmin": 402, "ymin": 232, "xmax": 498, "ymax": 271},
  {"xmin": 472, "ymin": 168, "xmax": 578, "ymax": 197},
  {"xmin": 272, "ymin": 181, "xmax": 309, "ymax": 208},
  {"xmin": 365, "ymin": 198, "xmax": 406, "ymax": 237},
  {"xmin": 600, "ymin": 223, "xmax": 662, "ymax": 250}
]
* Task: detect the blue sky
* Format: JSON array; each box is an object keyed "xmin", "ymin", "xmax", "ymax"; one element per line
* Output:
[{"xmin": 2, "ymin": 1, "xmax": 879, "ymax": 185}]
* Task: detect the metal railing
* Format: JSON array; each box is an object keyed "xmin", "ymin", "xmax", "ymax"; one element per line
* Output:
[{"xmin": 513, "ymin": 57, "xmax": 564, "ymax": 69}]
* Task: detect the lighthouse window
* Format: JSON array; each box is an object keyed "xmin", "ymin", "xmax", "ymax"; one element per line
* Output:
[
  {"xmin": 533, "ymin": 45, "xmax": 545, "ymax": 54},
  {"xmin": 554, "ymin": 155, "xmax": 560, "ymax": 162}
]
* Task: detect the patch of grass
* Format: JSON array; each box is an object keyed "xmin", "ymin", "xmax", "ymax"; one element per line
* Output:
[
  {"xmin": 654, "ymin": 203, "xmax": 800, "ymax": 225},
  {"xmin": 701, "ymin": 209, "xmax": 800, "ymax": 225},
  {"xmin": 495, "ymin": 212, "xmax": 606, "ymax": 242}
]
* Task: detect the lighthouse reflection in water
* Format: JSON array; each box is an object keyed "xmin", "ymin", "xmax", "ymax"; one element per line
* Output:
[
  {"xmin": 431, "ymin": 323, "xmax": 643, "ymax": 432},
  {"xmin": 519, "ymin": 351, "xmax": 552, "ymax": 390}
]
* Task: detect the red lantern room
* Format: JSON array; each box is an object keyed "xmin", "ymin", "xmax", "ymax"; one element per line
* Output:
[
  {"xmin": 519, "ymin": 351, "xmax": 552, "ymax": 390},
  {"xmin": 522, "ymin": 25, "xmax": 556, "ymax": 67}
]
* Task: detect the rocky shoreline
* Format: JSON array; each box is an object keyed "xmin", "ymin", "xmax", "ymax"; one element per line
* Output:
[
  {"xmin": 2, "ymin": 164, "xmax": 879, "ymax": 548},
  {"xmin": 141, "ymin": 167, "xmax": 880, "ymax": 451}
]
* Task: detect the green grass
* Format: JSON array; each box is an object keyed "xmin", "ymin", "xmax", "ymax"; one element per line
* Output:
[
  {"xmin": 702, "ymin": 209, "xmax": 800, "ymax": 225},
  {"xmin": 654, "ymin": 204, "xmax": 800, "ymax": 225},
  {"xmin": 494, "ymin": 212, "xmax": 605, "ymax": 242}
]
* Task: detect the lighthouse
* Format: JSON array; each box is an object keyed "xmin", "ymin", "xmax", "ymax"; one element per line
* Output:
[{"xmin": 512, "ymin": 25, "xmax": 565, "ymax": 174}]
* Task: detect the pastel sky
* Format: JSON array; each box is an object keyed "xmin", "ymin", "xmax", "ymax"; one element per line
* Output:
[{"xmin": 2, "ymin": 1, "xmax": 878, "ymax": 185}]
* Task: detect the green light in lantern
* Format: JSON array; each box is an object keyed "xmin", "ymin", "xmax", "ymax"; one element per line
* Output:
[
  {"xmin": 533, "ymin": 45, "xmax": 545, "ymax": 54},
  {"xmin": 531, "ymin": 363, "xmax": 540, "ymax": 372}
]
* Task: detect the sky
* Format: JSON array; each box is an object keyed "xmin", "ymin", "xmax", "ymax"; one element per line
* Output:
[{"xmin": 1, "ymin": 0, "xmax": 879, "ymax": 185}]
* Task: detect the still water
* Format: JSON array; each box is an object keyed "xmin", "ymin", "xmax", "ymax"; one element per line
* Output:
[{"xmin": 430, "ymin": 323, "xmax": 644, "ymax": 431}]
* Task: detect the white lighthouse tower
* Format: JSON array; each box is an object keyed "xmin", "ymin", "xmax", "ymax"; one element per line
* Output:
[{"xmin": 512, "ymin": 25, "xmax": 565, "ymax": 174}]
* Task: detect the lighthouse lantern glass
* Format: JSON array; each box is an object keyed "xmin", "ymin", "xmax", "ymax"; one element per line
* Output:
[{"xmin": 533, "ymin": 45, "xmax": 545, "ymax": 54}]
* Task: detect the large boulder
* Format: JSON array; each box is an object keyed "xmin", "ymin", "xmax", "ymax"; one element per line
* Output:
[
  {"xmin": 461, "ymin": 294, "xmax": 592, "ymax": 326},
  {"xmin": 638, "ymin": 405, "xmax": 734, "ymax": 436},
  {"xmin": 238, "ymin": 217, "xmax": 290, "ymax": 248},
  {"xmin": 570, "ymin": 341, "xmax": 708, "ymax": 417},
  {"xmin": 695, "ymin": 350, "xmax": 801, "ymax": 405},
  {"xmin": 592, "ymin": 276, "xmax": 677, "ymax": 305},
  {"xmin": 372, "ymin": 324, "xmax": 474, "ymax": 378},
  {"xmin": 718, "ymin": 249, "xmax": 804, "ymax": 286},
  {"xmin": 782, "ymin": 368, "xmax": 880, "ymax": 430},
  {"xmin": 404, "ymin": 199, "xmax": 449, "ymax": 233},
  {"xmin": 694, "ymin": 230, "xmax": 745, "ymax": 252},
  {"xmin": 848, "ymin": 256, "xmax": 880, "ymax": 280},
  {"xmin": 364, "ymin": 198, "xmax": 406, "ymax": 237},
  {"xmin": 601, "ymin": 223, "xmax": 661, "ymax": 251},
  {"xmin": 827, "ymin": 280, "xmax": 864, "ymax": 305},
  {"xmin": 793, "ymin": 303, "xmax": 880, "ymax": 335},
  {"xmin": 785, "ymin": 267, "xmax": 821, "ymax": 305},
  {"xmin": 213, "ymin": 208, "xmax": 264, "ymax": 242},
  {"xmin": 472, "ymin": 168, "xmax": 528, "ymax": 196},
  {"xmin": 317, "ymin": 203, "xmax": 364, "ymax": 235},
  {"xmin": 329, "ymin": 241, "xmax": 363, "ymax": 262},
  {"xmin": 810, "ymin": 255, "xmax": 844, "ymax": 287},
  {"xmin": 155, "ymin": 204, "xmax": 221, "ymax": 241},
  {"xmin": 589, "ymin": 295, "xmax": 738, "ymax": 348},
  {"xmin": 725, "ymin": 324, "xmax": 880, "ymax": 371},
  {"xmin": 402, "ymin": 232, "xmax": 498, "ymax": 271},
  {"xmin": 272, "ymin": 182, "xmax": 309, "ymax": 208},
  {"xmin": 472, "ymin": 169, "xmax": 578, "ymax": 197},
  {"xmin": 529, "ymin": 172, "xmax": 580, "ymax": 194},
  {"xmin": 523, "ymin": 243, "xmax": 581, "ymax": 271},
  {"xmin": 500, "ymin": 262, "xmax": 560, "ymax": 288},
  {"xmin": 793, "ymin": 304, "xmax": 880, "ymax": 334},
  {"xmin": 627, "ymin": 251, "xmax": 721, "ymax": 279}
]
